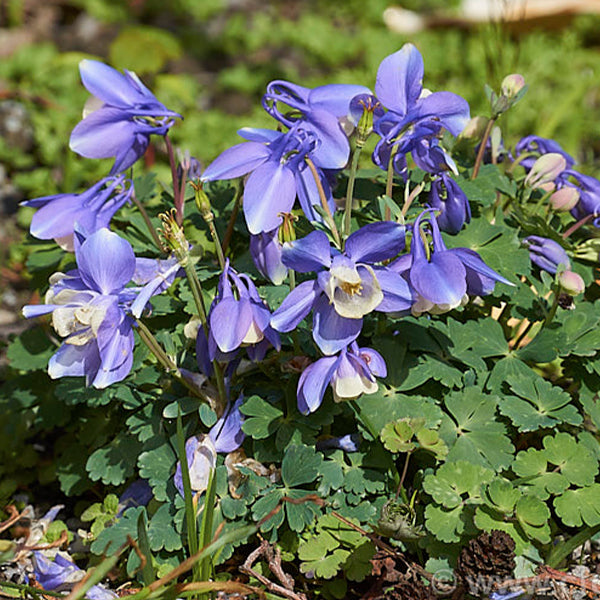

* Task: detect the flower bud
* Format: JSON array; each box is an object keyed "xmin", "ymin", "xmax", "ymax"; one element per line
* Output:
[
  {"xmin": 558, "ymin": 270, "xmax": 585, "ymax": 296},
  {"xmin": 429, "ymin": 175, "xmax": 471, "ymax": 234},
  {"xmin": 549, "ymin": 186, "xmax": 579, "ymax": 212},
  {"xmin": 524, "ymin": 235, "xmax": 570, "ymax": 275},
  {"xmin": 193, "ymin": 184, "xmax": 212, "ymax": 220},
  {"xmin": 524, "ymin": 153, "xmax": 567, "ymax": 189},
  {"xmin": 501, "ymin": 74, "xmax": 526, "ymax": 98},
  {"xmin": 458, "ymin": 116, "xmax": 488, "ymax": 140}
]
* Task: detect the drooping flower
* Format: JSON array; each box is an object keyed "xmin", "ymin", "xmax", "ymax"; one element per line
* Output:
[
  {"xmin": 371, "ymin": 43, "xmax": 470, "ymax": 176},
  {"xmin": 201, "ymin": 123, "xmax": 339, "ymax": 234},
  {"xmin": 297, "ymin": 343, "xmax": 387, "ymax": 414},
  {"xmin": 70, "ymin": 60, "xmax": 181, "ymax": 174},
  {"xmin": 22, "ymin": 175, "xmax": 133, "ymax": 251},
  {"xmin": 196, "ymin": 261, "xmax": 280, "ymax": 374},
  {"xmin": 117, "ymin": 479, "xmax": 153, "ymax": 516},
  {"xmin": 524, "ymin": 236, "xmax": 570, "ymax": 275},
  {"xmin": 562, "ymin": 170, "xmax": 600, "ymax": 226},
  {"xmin": 316, "ymin": 433, "xmax": 361, "ymax": 453},
  {"xmin": 22, "ymin": 229, "xmax": 174, "ymax": 388},
  {"xmin": 174, "ymin": 395, "xmax": 245, "ymax": 496},
  {"xmin": 249, "ymin": 228, "xmax": 288, "ymax": 285},
  {"xmin": 270, "ymin": 222, "xmax": 411, "ymax": 355},
  {"xmin": 390, "ymin": 210, "xmax": 512, "ymax": 316},
  {"xmin": 32, "ymin": 552, "xmax": 117, "ymax": 600},
  {"xmin": 428, "ymin": 173, "xmax": 471, "ymax": 234}
]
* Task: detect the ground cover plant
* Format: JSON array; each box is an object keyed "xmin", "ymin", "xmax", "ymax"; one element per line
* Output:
[{"xmin": 3, "ymin": 3, "xmax": 600, "ymax": 600}]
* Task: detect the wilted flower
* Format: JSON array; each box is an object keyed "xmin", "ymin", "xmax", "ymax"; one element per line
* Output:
[
  {"xmin": 270, "ymin": 222, "xmax": 411, "ymax": 355},
  {"xmin": 174, "ymin": 395, "xmax": 245, "ymax": 496},
  {"xmin": 32, "ymin": 552, "xmax": 117, "ymax": 600},
  {"xmin": 297, "ymin": 343, "xmax": 387, "ymax": 414},
  {"xmin": 22, "ymin": 175, "xmax": 133, "ymax": 251},
  {"xmin": 70, "ymin": 60, "xmax": 181, "ymax": 174},
  {"xmin": 524, "ymin": 236, "xmax": 570, "ymax": 275},
  {"xmin": 429, "ymin": 173, "xmax": 471, "ymax": 234}
]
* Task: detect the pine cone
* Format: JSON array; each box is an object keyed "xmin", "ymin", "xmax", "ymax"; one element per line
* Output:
[
  {"xmin": 456, "ymin": 530, "xmax": 516, "ymax": 594},
  {"xmin": 375, "ymin": 576, "xmax": 437, "ymax": 600}
]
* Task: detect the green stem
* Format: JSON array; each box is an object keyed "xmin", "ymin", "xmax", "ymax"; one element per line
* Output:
[
  {"xmin": 183, "ymin": 261, "xmax": 227, "ymax": 407},
  {"xmin": 288, "ymin": 269, "xmax": 300, "ymax": 355},
  {"xmin": 165, "ymin": 134, "xmax": 183, "ymax": 225},
  {"xmin": 343, "ymin": 144, "xmax": 362, "ymax": 241},
  {"xmin": 136, "ymin": 319, "xmax": 178, "ymax": 373},
  {"xmin": 221, "ymin": 180, "xmax": 243, "ymax": 256},
  {"xmin": 547, "ymin": 524, "xmax": 600, "ymax": 568},
  {"xmin": 205, "ymin": 216, "xmax": 226, "ymax": 270},
  {"xmin": 472, "ymin": 117, "xmax": 496, "ymax": 179},
  {"xmin": 305, "ymin": 157, "xmax": 341, "ymax": 247},
  {"xmin": 132, "ymin": 193, "xmax": 164, "ymax": 251},
  {"xmin": 402, "ymin": 181, "xmax": 425, "ymax": 217},
  {"xmin": 544, "ymin": 288, "xmax": 560, "ymax": 328},
  {"xmin": 385, "ymin": 145, "xmax": 399, "ymax": 219}
]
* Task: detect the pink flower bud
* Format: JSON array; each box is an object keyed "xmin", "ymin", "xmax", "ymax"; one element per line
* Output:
[
  {"xmin": 501, "ymin": 74, "xmax": 526, "ymax": 98},
  {"xmin": 558, "ymin": 270, "xmax": 585, "ymax": 296},
  {"xmin": 549, "ymin": 187, "xmax": 579, "ymax": 212},
  {"xmin": 525, "ymin": 153, "xmax": 567, "ymax": 189}
]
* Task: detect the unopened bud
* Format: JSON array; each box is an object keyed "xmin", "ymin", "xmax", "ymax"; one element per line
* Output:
[
  {"xmin": 549, "ymin": 187, "xmax": 579, "ymax": 212},
  {"xmin": 459, "ymin": 116, "xmax": 488, "ymax": 140},
  {"xmin": 193, "ymin": 185, "xmax": 213, "ymax": 220},
  {"xmin": 501, "ymin": 74, "xmax": 526, "ymax": 98},
  {"xmin": 525, "ymin": 153, "xmax": 567, "ymax": 189},
  {"xmin": 558, "ymin": 270, "xmax": 585, "ymax": 296}
]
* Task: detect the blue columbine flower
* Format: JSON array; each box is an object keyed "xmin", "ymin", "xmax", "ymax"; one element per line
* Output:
[
  {"xmin": 22, "ymin": 175, "xmax": 133, "ymax": 251},
  {"xmin": 371, "ymin": 43, "xmax": 470, "ymax": 176},
  {"xmin": 33, "ymin": 552, "xmax": 117, "ymax": 600},
  {"xmin": 524, "ymin": 236, "xmax": 570, "ymax": 274},
  {"xmin": 562, "ymin": 170, "xmax": 600, "ymax": 226},
  {"xmin": 201, "ymin": 122, "xmax": 339, "ymax": 234},
  {"xmin": 69, "ymin": 60, "xmax": 181, "ymax": 174},
  {"xmin": 250, "ymin": 228, "xmax": 288, "ymax": 285},
  {"xmin": 117, "ymin": 479, "xmax": 153, "ymax": 516},
  {"xmin": 429, "ymin": 173, "xmax": 471, "ymax": 234},
  {"xmin": 270, "ymin": 221, "xmax": 412, "ymax": 355},
  {"xmin": 174, "ymin": 395, "xmax": 245, "ymax": 496},
  {"xmin": 390, "ymin": 210, "xmax": 512, "ymax": 316},
  {"xmin": 22, "ymin": 228, "xmax": 173, "ymax": 388},
  {"xmin": 196, "ymin": 261, "xmax": 280, "ymax": 374},
  {"xmin": 297, "ymin": 342, "xmax": 387, "ymax": 414}
]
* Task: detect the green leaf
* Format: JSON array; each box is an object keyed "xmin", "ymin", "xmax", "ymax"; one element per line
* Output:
[
  {"xmin": 542, "ymin": 432, "xmax": 598, "ymax": 487},
  {"xmin": 147, "ymin": 503, "xmax": 182, "ymax": 552},
  {"xmin": 424, "ymin": 504, "xmax": 472, "ymax": 543},
  {"xmin": 138, "ymin": 441, "xmax": 177, "ymax": 502},
  {"xmin": 440, "ymin": 387, "xmax": 514, "ymax": 469},
  {"xmin": 554, "ymin": 485, "xmax": 600, "ymax": 527},
  {"xmin": 91, "ymin": 507, "xmax": 144, "ymax": 556},
  {"xmin": 86, "ymin": 434, "xmax": 143, "ymax": 486},
  {"xmin": 423, "ymin": 461, "xmax": 494, "ymax": 509},
  {"xmin": 282, "ymin": 444, "xmax": 322, "ymax": 488},
  {"xmin": 515, "ymin": 495, "xmax": 551, "ymax": 543},
  {"xmin": 498, "ymin": 375, "xmax": 582, "ymax": 432},
  {"xmin": 240, "ymin": 395, "xmax": 283, "ymax": 439},
  {"xmin": 483, "ymin": 479, "xmax": 520, "ymax": 514},
  {"xmin": 380, "ymin": 419, "xmax": 417, "ymax": 453},
  {"xmin": 7, "ymin": 327, "xmax": 55, "ymax": 371}
]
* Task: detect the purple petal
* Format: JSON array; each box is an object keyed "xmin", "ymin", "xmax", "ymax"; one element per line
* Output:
[
  {"xmin": 358, "ymin": 347, "xmax": 387, "ymax": 377},
  {"xmin": 375, "ymin": 43, "xmax": 424, "ymax": 116},
  {"xmin": 345, "ymin": 222, "xmax": 405, "ymax": 263},
  {"xmin": 295, "ymin": 164, "xmax": 334, "ymax": 224},
  {"xmin": 69, "ymin": 107, "xmax": 138, "ymax": 159},
  {"xmin": 77, "ymin": 229, "xmax": 135, "ymax": 294},
  {"xmin": 410, "ymin": 252, "xmax": 467, "ymax": 305},
  {"xmin": 238, "ymin": 128, "xmax": 283, "ymax": 143},
  {"xmin": 243, "ymin": 161, "xmax": 297, "ymax": 234},
  {"xmin": 372, "ymin": 267, "xmax": 414, "ymax": 312},
  {"xmin": 270, "ymin": 280, "xmax": 319, "ymax": 332},
  {"xmin": 302, "ymin": 109, "xmax": 350, "ymax": 169},
  {"xmin": 210, "ymin": 394, "xmax": 245, "ymax": 453},
  {"xmin": 297, "ymin": 355, "xmax": 338, "ymax": 414},
  {"xmin": 209, "ymin": 298, "xmax": 254, "ymax": 353},
  {"xmin": 308, "ymin": 84, "xmax": 373, "ymax": 118},
  {"xmin": 413, "ymin": 91, "xmax": 471, "ymax": 137},
  {"xmin": 312, "ymin": 296, "xmax": 362, "ymax": 355},
  {"xmin": 48, "ymin": 341, "xmax": 101, "ymax": 383},
  {"xmin": 201, "ymin": 142, "xmax": 271, "ymax": 181},
  {"xmin": 93, "ymin": 315, "xmax": 134, "ymax": 388},
  {"xmin": 250, "ymin": 230, "xmax": 288, "ymax": 285},
  {"xmin": 281, "ymin": 230, "xmax": 332, "ymax": 273},
  {"xmin": 79, "ymin": 59, "xmax": 144, "ymax": 108},
  {"xmin": 23, "ymin": 304, "xmax": 57, "ymax": 319},
  {"xmin": 449, "ymin": 248, "xmax": 513, "ymax": 287}
]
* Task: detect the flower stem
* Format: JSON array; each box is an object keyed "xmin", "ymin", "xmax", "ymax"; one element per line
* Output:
[
  {"xmin": 563, "ymin": 214, "xmax": 593, "ymax": 239},
  {"xmin": 343, "ymin": 144, "xmax": 362, "ymax": 241},
  {"xmin": 136, "ymin": 318, "xmax": 178, "ymax": 373},
  {"xmin": 385, "ymin": 145, "xmax": 400, "ymax": 220},
  {"xmin": 305, "ymin": 157, "xmax": 341, "ymax": 248},
  {"xmin": 402, "ymin": 181, "xmax": 425, "ymax": 217},
  {"xmin": 544, "ymin": 288, "xmax": 560, "ymax": 328},
  {"xmin": 221, "ymin": 180, "xmax": 243, "ymax": 256},
  {"xmin": 132, "ymin": 192, "xmax": 164, "ymax": 251},
  {"xmin": 203, "ymin": 214, "xmax": 226, "ymax": 270},
  {"xmin": 472, "ymin": 117, "xmax": 496, "ymax": 179},
  {"xmin": 165, "ymin": 134, "xmax": 183, "ymax": 225}
]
